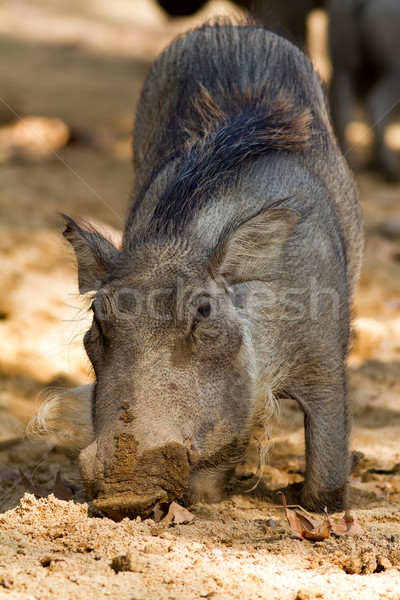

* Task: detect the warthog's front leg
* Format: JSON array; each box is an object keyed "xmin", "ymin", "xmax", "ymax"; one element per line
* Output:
[{"xmin": 295, "ymin": 377, "xmax": 351, "ymax": 512}]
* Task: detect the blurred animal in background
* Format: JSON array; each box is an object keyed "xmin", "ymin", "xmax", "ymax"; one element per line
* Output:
[
  {"xmin": 329, "ymin": 0, "xmax": 400, "ymax": 182},
  {"xmin": 157, "ymin": 0, "xmax": 324, "ymax": 43}
]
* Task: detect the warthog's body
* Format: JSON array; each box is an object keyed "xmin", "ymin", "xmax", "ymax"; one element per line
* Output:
[{"xmin": 40, "ymin": 23, "xmax": 363, "ymax": 519}]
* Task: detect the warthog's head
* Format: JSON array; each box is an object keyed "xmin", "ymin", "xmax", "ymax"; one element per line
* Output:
[{"xmin": 63, "ymin": 208, "xmax": 299, "ymax": 519}]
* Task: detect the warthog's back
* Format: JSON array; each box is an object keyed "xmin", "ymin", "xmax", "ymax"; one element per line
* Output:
[
  {"xmin": 128, "ymin": 22, "xmax": 363, "ymax": 292},
  {"xmin": 133, "ymin": 24, "xmax": 328, "ymax": 171}
]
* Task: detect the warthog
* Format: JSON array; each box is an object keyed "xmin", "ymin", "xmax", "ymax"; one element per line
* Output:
[
  {"xmin": 329, "ymin": 0, "xmax": 400, "ymax": 181},
  {"xmin": 31, "ymin": 21, "xmax": 363, "ymax": 519}
]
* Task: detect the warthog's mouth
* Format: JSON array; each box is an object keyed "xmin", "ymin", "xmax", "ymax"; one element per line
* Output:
[
  {"xmin": 82, "ymin": 437, "xmax": 198, "ymax": 520},
  {"xmin": 93, "ymin": 489, "xmax": 169, "ymax": 521}
]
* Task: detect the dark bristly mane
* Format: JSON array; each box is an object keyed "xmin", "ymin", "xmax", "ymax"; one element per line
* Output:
[
  {"xmin": 145, "ymin": 85, "xmax": 311, "ymax": 236},
  {"xmin": 125, "ymin": 20, "xmax": 317, "ymax": 243}
]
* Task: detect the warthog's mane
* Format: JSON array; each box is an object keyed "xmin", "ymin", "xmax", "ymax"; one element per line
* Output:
[
  {"xmin": 126, "ymin": 21, "xmax": 317, "ymax": 244},
  {"xmin": 147, "ymin": 87, "xmax": 312, "ymax": 236}
]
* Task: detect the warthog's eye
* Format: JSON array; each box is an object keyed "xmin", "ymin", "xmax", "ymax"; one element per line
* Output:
[{"xmin": 195, "ymin": 302, "xmax": 211, "ymax": 321}]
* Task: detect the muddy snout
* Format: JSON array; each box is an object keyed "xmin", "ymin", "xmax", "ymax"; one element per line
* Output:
[{"xmin": 79, "ymin": 433, "xmax": 194, "ymax": 520}]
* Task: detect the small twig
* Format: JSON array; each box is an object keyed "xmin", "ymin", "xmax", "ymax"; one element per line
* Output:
[
  {"xmin": 190, "ymin": 512, "xmax": 223, "ymax": 522},
  {"xmin": 237, "ymin": 503, "xmax": 314, "ymax": 516}
]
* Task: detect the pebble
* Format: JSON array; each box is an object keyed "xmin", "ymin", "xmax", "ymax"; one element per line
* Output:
[{"xmin": 110, "ymin": 551, "xmax": 144, "ymax": 573}]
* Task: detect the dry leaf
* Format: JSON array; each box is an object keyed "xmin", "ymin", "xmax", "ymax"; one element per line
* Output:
[
  {"xmin": 280, "ymin": 493, "xmax": 364, "ymax": 541},
  {"xmin": 19, "ymin": 468, "xmax": 49, "ymax": 497},
  {"xmin": 51, "ymin": 471, "xmax": 73, "ymax": 501},
  {"xmin": 280, "ymin": 492, "xmax": 331, "ymax": 541},
  {"xmin": 301, "ymin": 519, "xmax": 332, "ymax": 541},
  {"xmin": 159, "ymin": 502, "xmax": 195, "ymax": 526},
  {"xmin": 330, "ymin": 510, "xmax": 365, "ymax": 536},
  {"xmin": 19, "ymin": 469, "xmax": 72, "ymax": 501}
]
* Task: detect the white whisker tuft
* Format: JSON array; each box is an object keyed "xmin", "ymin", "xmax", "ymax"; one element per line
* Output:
[{"xmin": 27, "ymin": 384, "xmax": 94, "ymax": 452}]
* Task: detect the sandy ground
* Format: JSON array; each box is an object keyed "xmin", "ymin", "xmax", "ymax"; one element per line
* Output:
[{"xmin": 1, "ymin": 1, "xmax": 400, "ymax": 598}]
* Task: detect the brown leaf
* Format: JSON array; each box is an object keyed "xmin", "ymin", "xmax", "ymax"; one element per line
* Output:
[
  {"xmin": 330, "ymin": 510, "xmax": 365, "ymax": 536},
  {"xmin": 280, "ymin": 492, "xmax": 364, "ymax": 540},
  {"xmin": 301, "ymin": 519, "xmax": 332, "ymax": 541},
  {"xmin": 52, "ymin": 470, "xmax": 72, "ymax": 501},
  {"xmin": 159, "ymin": 502, "xmax": 195, "ymax": 526},
  {"xmin": 19, "ymin": 468, "xmax": 49, "ymax": 498},
  {"xmin": 280, "ymin": 493, "xmax": 331, "ymax": 541},
  {"xmin": 19, "ymin": 469, "xmax": 72, "ymax": 501}
]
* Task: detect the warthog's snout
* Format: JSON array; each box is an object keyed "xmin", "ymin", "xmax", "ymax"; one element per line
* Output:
[
  {"xmin": 79, "ymin": 434, "xmax": 195, "ymax": 520},
  {"xmin": 93, "ymin": 491, "xmax": 169, "ymax": 521}
]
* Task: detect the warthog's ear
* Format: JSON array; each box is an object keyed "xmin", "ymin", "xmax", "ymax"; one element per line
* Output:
[
  {"xmin": 212, "ymin": 208, "xmax": 301, "ymax": 284},
  {"xmin": 62, "ymin": 215, "xmax": 120, "ymax": 293}
]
